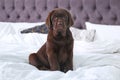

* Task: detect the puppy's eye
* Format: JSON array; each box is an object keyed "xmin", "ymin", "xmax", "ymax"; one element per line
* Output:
[
  {"xmin": 62, "ymin": 18, "xmax": 66, "ymax": 21},
  {"xmin": 62, "ymin": 17, "xmax": 67, "ymax": 21},
  {"xmin": 54, "ymin": 17, "xmax": 58, "ymax": 20},
  {"xmin": 52, "ymin": 17, "xmax": 57, "ymax": 24},
  {"xmin": 52, "ymin": 17, "xmax": 57, "ymax": 21},
  {"xmin": 53, "ymin": 17, "xmax": 57, "ymax": 22}
]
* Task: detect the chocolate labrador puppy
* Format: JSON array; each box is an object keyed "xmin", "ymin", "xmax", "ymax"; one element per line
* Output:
[{"xmin": 29, "ymin": 8, "xmax": 74, "ymax": 73}]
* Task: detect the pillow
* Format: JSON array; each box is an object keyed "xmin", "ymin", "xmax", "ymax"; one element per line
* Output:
[
  {"xmin": 0, "ymin": 22, "xmax": 46, "ymax": 35},
  {"xmin": 11, "ymin": 22, "xmax": 46, "ymax": 34},
  {"xmin": 74, "ymin": 40, "xmax": 120, "ymax": 54},
  {"xmin": 70, "ymin": 27, "xmax": 96, "ymax": 42},
  {"xmin": 0, "ymin": 22, "xmax": 16, "ymax": 39},
  {"xmin": 86, "ymin": 22, "xmax": 120, "ymax": 41},
  {"xmin": 20, "ymin": 24, "xmax": 48, "ymax": 34}
]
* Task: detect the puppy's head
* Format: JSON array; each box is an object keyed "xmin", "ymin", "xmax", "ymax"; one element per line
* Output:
[{"xmin": 46, "ymin": 8, "xmax": 74, "ymax": 37}]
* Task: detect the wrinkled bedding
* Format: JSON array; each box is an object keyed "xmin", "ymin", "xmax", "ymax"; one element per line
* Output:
[
  {"xmin": 0, "ymin": 32, "xmax": 120, "ymax": 80},
  {"xmin": 0, "ymin": 22, "xmax": 120, "ymax": 80}
]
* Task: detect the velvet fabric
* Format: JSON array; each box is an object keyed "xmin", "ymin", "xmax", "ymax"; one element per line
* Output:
[{"xmin": 0, "ymin": 0, "xmax": 120, "ymax": 29}]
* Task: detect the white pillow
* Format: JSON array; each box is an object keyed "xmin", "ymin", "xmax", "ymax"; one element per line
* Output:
[
  {"xmin": 0, "ymin": 22, "xmax": 45, "ymax": 35},
  {"xmin": 0, "ymin": 22, "xmax": 45, "ymax": 43},
  {"xmin": 70, "ymin": 27, "xmax": 96, "ymax": 42},
  {"xmin": 74, "ymin": 40, "xmax": 120, "ymax": 54},
  {"xmin": 0, "ymin": 22, "xmax": 16, "ymax": 38},
  {"xmin": 86, "ymin": 22, "xmax": 120, "ymax": 41},
  {"xmin": 11, "ymin": 22, "xmax": 45, "ymax": 34}
]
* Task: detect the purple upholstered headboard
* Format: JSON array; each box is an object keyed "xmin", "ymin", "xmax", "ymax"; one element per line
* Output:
[{"xmin": 0, "ymin": 0, "xmax": 120, "ymax": 29}]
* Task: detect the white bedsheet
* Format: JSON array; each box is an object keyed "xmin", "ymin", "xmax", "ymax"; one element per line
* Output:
[{"xmin": 0, "ymin": 33, "xmax": 120, "ymax": 80}]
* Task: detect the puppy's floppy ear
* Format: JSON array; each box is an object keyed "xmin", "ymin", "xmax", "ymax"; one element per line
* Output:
[
  {"xmin": 67, "ymin": 11, "xmax": 74, "ymax": 27},
  {"xmin": 46, "ymin": 10, "xmax": 55, "ymax": 29}
]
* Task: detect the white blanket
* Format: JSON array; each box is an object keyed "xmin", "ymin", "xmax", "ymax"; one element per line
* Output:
[
  {"xmin": 0, "ymin": 22, "xmax": 120, "ymax": 80},
  {"xmin": 0, "ymin": 32, "xmax": 120, "ymax": 80}
]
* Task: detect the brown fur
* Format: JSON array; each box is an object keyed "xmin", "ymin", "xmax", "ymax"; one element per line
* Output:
[{"xmin": 29, "ymin": 8, "xmax": 74, "ymax": 73}]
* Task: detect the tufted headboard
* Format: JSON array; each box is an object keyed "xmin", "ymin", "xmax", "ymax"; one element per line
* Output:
[{"xmin": 0, "ymin": 0, "xmax": 120, "ymax": 29}]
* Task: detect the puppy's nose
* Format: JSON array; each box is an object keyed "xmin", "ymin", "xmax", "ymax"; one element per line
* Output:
[
  {"xmin": 58, "ymin": 30, "xmax": 62, "ymax": 33},
  {"xmin": 57, "ymin": 30, "xmax": 62, "ymax": 35}
]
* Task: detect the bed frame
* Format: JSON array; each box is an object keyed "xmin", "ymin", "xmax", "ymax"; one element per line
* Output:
[{"xmin": 0, "ymin": 0, "xmax": 120, "ymax": 29}]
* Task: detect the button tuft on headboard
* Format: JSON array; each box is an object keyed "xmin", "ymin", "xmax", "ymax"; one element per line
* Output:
[
  {"xmin": 80, "ymin": 6, "xmax": 83, "ymax": 11},
  {"xmin": 112, "ymin": 16, "xmax": 117, "ymax": 21},
  {"xmin": 2, "ymin": 6, "xmax": 5, "ymax": 10},
  {"xmin": 17, "ymin": 15, "xmax": 20, "ymax": 19},
  {"xmin": 85, "ymin": 16, "xmax": 89, "ymax": 21},
  {"xmin": 98, "ymin": 16, "xmax": 103, "ymax": 21},
  {"xmin": 12, "ymin": 6, "xmax": 15, "ymax": 10},
  {"xmin": 27, "ymin": 15, "xmax": 30, "ymax": 19},
  {"xmin": 93, "ymin": 6, "xmax": 96, "ymax": 11},
  {"xmin": 37, "ymin": 15, "xmax": 41, "ymax": 19},
  {"xmin": 55, "ymin": 5, "xmax": 58, "ymax": 8},
  {"xmin": 22, "ymin": 6, "xmax": 25, "ymax": 10},
  {"xmin": 67, "ymin": 6, "xmax": 71, "ymax": 10},
  {"xmin": 44, "ymin": 6, "xmax": 47, "ymax": 10},
  {"xmin": 33, "ymin": 6, "xmax": 36, "ymax": 10},
  {"xmin": 6, "ymin": 15, "xmax": 10, "ymax": 19},
  {"xmin": 73, "ymin": 15, "xmax": 76, "ymax": 20},
  {"xmin": 106, "ymin": 6, "xmax": 111, "ymax": 11}
]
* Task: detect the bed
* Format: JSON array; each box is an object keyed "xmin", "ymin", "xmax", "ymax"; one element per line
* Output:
[{"xmin": 0, "ymin": 0, "xmax": 120, "ymax": 80}]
